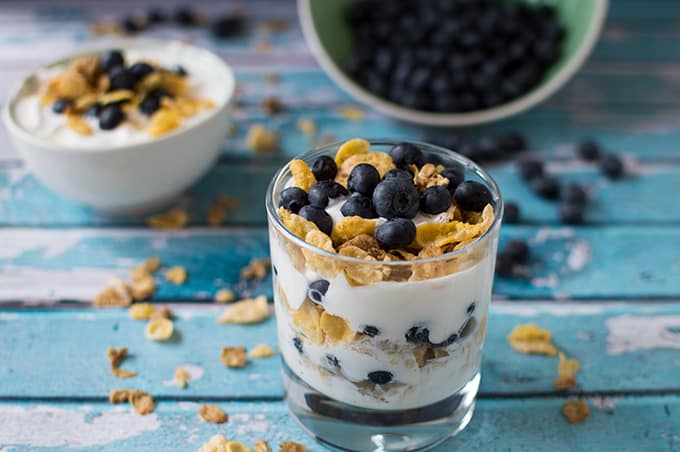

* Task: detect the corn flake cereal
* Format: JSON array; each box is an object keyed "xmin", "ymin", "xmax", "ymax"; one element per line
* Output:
[
  {"xmin": 145, "ymin": 317, "xmax": 174, "ymax": 341},
  {"xmin": 131, "ymin": 274, "xmax": 156, "ymax": 301},
  {"xmin": 278, "ymin": 207, "xmax": 319, "ymax": 239},
  {"xmin": 303, "ymin": 229, "xmax": 337, "ymax": 276},
  {"xmin": 336, "ymin": 151, "xmax": 396, "ymax": 185},
  {"xmin": 217, "ymin": 295, "xmax": 270, "ymax": 324},
  {"xmin": 151, "ymin": 306, "xmax": 173, "ymax": 319},
  {"xmin": 255, "ymin": 439, "xmax": 271, "ymax": 452},
  {"xmin": 320, "ymin": 311, "xmax": 354, "ymax": 343},
  {"xmin": 331, "ymin": 216, "xmax": 377, "ymax": 245},
  {"xmin": 147, "ymin": 108, "xmax": 181, "ymax": 137},
  {"xmin": 215, "ymin": 288, "xmax": 236, "ymax": 303},
  {"xmin": 129, "ymin": 303, "xmax": 155, "ymax": 320},
  {"xmin": 290, "ymin": 159, "xmax": 316, "ymax": 192},
  {"xmin": 147, "ymin": 207, "xmax": 189, "ymax": 229},
  {"xmin": 93, "ymin": 278, "xmax": 133, "ymax": 308},
  {"xmin": 199, "ymin": 404, "xmax": 229, "ymax": 424},
  {"xmin": 221, "ymin": 346, "xmax": 247, "ymax": 368},
  {"xmin": 246, "ymin": 124, "xmax": 278, "ymax": 152},
  {"xmin": 296, "ymin": 118, "xmax": 316, "ymax": 137},
  {"xmin": 248, "ymin": 344, "xmax": 276, "ymax": 358},
  {"xmin": 165, "ymin": 266, "xmax": 187, "ymax": 285},
  {"xmin": 291, "ymin": 300, "xmax": 324, "ymax": 344},
  {"xmin": 507, "ymin": 323, "xmax": 557, "ymax": 356},
  {"xmin": 241, "ymin": 258, "xmax": 270, "ymax": 280},
  {"xmin": 413, "ymin": 204, "xmax": 494, "ymax": 249},
  {"xmin": 562, "ymin": 400, "xmax": 590, "ymax": 424},
  {"xmin": 279, "ymin": 442, "xmax": 306, "ymax": 452},
  {"xmin": 174, "ymin": 367, "xmax": 191, "ymax": 388},
  {"xmin": 108, "ymin": 389, "xmax": 130, "ymax": 404},
  {"xmin": 66, "ymin": 114, "xmax": 93, "ymax": 135},
  {"xmin": 338, "ymin": 105, "xmax": 365, "ymax": 121},
  {"xmin": 339, "ymin": 245, "xmax": 385, "ymax": 286},
  {"xmin": 128, "ymin": 389, "xmax": 155, "ymax": 415},
  {"xmin": 334, "ymin": 138, "xmax": 370, "ymax": 166},
  {"xmin": 554, "ymin": 352, "xmax": 580, "ymax": 390}
]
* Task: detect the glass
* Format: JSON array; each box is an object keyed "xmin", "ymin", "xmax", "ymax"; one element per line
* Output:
[{"xmin": 265, "ymin": 140, "xmax": 503, "ymax": 451}]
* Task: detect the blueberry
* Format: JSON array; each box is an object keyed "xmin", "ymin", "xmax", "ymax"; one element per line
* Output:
[
  {"xmin": 293, "ymin": 337, "xmax": 303, "ymax": 354},
  {"xmin": 495, "ymin": 253, "xmax": 514, "ymax": 277},
  {"xmin": 577, "ymin": 139, "xmax": 600, "ymax": 161},
  {"xmin": 98, "ymin": 104, "xmax": 125, "ymax": 130},
  {"xmin": 504, "ymin": 202, "xmax": 520, "ymax": 224},
  {"xmin": 367, "ymin": 370, "xmax": 393, "ymax": 385},
  {"xmin": 211, "ymin": 15, "xmax": 246, "ymax": 38},
  {"xmin": 503, "ymin": 239, "xmax": 530, "ymax": 263},
  {"xmin": 138, "ymin": 88, "xmax": 172, "ymax": 116},
  {"xmin": 420, "ymin": 186, "xmax": 451, "ymax": 214},
  {"xmin": 383, "ymin": 168, "xmax": 413, "ymax": 181},
  {"xmin": 467, "ymin": 302, "xmax": 476, "ymax": 315},
  {"xmin": 405, "ymin": 326, "xmax": 430, "ymax": 343},
  {"xmin": 129, "ymin": 62, "xmax": 154, "ymax": 81},
  {"xmin": 559, "ymin": 202, "xmax": 585, "ymax": 225},
  {"xmin": 120, "ymin": 16, "xmax": 143, "ymax": 33},
  {"xmin": 85, "ymin": 104, "xmax": 101, "ymax": 117},
  {"xmin": 308, "ymin": 181, "xmax": 348, "ymax": 208},
  {"xmin": 308, "ymin": 279, "xmax": 330, "ymax": 304},
  {"xmin": 51, "ymin": 98, "xmax": 72, "ymax": 114},
  {"xmin": 441, "ymin": 166, "xmax": 464, "ymax": 193},
  {"xmin": 561, "ymin": 183, "xmax": 588, "ymax": 205},
  {"xmin": 454, "ymin": 181, "xmax": 493, "ymax": 212},
  {"xmin": 348, "ymin": 163, "xmax": 380, "ymax": 195},
  {"xmin": 310, "ymin": 156, "xmax": 337, "ymax": 181},
  {"xmin": 517, "ymin": 158, "xmax": 544, "ymax": 181},
  {"xmin": 326, "ymin": 354, "xmax": 340, "ymax": 367},
  {"xmin": 100, "ymin": 49, "xmax": 124, "ymax": 73},
  {"xmin": 278, "ymin": 187, "xmax": 309, "ymax": 213},
  {"xmin": 108, "ymin": 67, "xmax": 136, "ymax": 91},
  {"xmin": 530, "ymin": 175, "xmax": 560, "ymax": 200},
  {"xmin": 341, "ymin": 194, "xmax": 377, "ymax": 219},
  {"xmin": 599, "ymin": 154, "xmax": 624, "ymax": 180},
  {"xmin": 362, "ymin": 325, "xmax": 380, "ymax": 337},
  {"xmin": 375, "ymin": 218, "xmax": 416, "ymax": 249},
  {"xmin": 146, "ymin": 8, "xmax": 166, "ymax": 24},
  {"xmin": 174, "ymin": 7, "xmax": 200, "ymax": 26},
  {"xmin": 298, "ymin": 206, "xmax": 333, "ymax": 236},
  {"xmin": 499, "ymin": 132, "xmax": 527, "ymax": 152},
  {"xmin": 372, "ymin": 178, "xmax": 420, "ymax": 219},
  {"xmin": 475, "ymin": 137, "xmax": 503, "ymax": 161},
  {"xmin": 389, "ymin": 142, "xmax": 422, "ymax": 167}
]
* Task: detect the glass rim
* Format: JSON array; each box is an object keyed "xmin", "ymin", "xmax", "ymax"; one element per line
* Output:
[{"xmin": 265, "ymin": 139, "xmax": 504, "ymax": 267}]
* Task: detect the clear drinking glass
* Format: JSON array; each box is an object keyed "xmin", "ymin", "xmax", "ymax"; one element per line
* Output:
[{"xmin": 265, "ymin": 140, "xmax": 503, "ymax": 451}]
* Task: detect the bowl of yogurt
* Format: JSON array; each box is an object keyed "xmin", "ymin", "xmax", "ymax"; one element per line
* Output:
[
  {"xmin": 266, "ymin": 138, "xmax": 502, "ymax": 451},
  {"xmin": 2, "ymin": 40, "xmax": 234, "ymax": 214}
]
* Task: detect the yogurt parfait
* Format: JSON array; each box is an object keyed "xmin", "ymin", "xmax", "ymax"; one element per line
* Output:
[{"xmin": 266, "ymin": 139, "xmax": 502, "ymax": 451}]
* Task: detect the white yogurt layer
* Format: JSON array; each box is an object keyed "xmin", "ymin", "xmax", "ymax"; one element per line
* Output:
[{"xmin": 12, "ymin": 42, "xmax": 224, "ymax": 149}]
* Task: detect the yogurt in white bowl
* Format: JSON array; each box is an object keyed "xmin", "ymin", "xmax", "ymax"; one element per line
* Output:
[{"xmin": 2, "ymin": 40, "xmax": 235, "ymax": 214}]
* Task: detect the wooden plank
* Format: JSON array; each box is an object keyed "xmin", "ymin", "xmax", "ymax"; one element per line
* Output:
[
  {"xmin": 0, "ymin": 396, "xmax": 678, "ymax": 451},
  {"xmin": 1, "ymin": 303, "xmax": 679, "ymax": 398},
  {"xmin": 1, "ymin": 225, "xmax": 679, "ymax": 302}
]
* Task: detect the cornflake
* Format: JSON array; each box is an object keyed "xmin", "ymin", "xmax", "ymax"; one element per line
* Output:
[
  {"xmin": 66, "ymin": 114, "xmax": 93, "ymax": 135},
  {"xmin": 107, "ymin": 346, "xmax": 137, "ymax": 379},
  {"xmin": 131, "ymin": 274, "xmax": 156, "ymax": 301},
  {"xmin": 147, "ymin": 207, "xmax": 189, "ymax": 229},
  {"xmin": 174, "ymin": 367, "xmax": 191, "ymax": 388},
  {"xmin": 290, "ymin": 159, "xmax": 316, "ymax": 192},
  {"xmin": 554, "ymin": 352, "xmax": 580, "ymax": 390},
  {"xmin": 165, "ymin": 266, "xmax": 188, "ymax": 285},
  {"xmin": 241, "ymin": 258, "xmax": 270, "ymax": 280},
  {"xmin": 129, "ymin": 303, "xmax": 155, "ymax": 320},
  {"xmin": 248, "ymin": 344, "xmax": 276, "ymax": 358},
  {"xmin": 507, "ymin": 323, "xmax": 558, "ymax": 356},
  {"xmin": 199, "ymin": 435, "xmax": 252, "ymax": 452},
  {"xmin": 128, "ymin": 389, "xmax": 155, "ymax": 415},
  {"xmin": 218, "ymin": 295, "xmax": 270, "ymax": 324},
  {"xmin": 279, "ymin": 441, "xmax": 306, "ymax": 452},
  {"xmin": 221, "ymin": 346, "xmax": 247, "ymax": 368},
  {"xmin": 336, "ymin": 151, "xmax": 395, "ymax": 185},
  {"xmin": 108, "ymin": 389, "xmax": 130, "ymax": 404},
  {"xmin": 246, "ymin": 124, "xmax": 278, "ymax": 152},
  {"xmin": 255, "ymin": 439, "xmax": 271, "ymax": 452},
  {"xmin": 338, "ymin": 105, "xmax": 365, "ymax": 122},
  {"xmin": 562, "ymin": 399, "xmax": 590, "ymax": 424},
  {"xmin": 151, "ymin": 306, "xmax": 173, "ymax": 319},
  {"xmin": 296, "ymin": 118, "xmax": 316, "ymax": 137},
  {"xmin": 334, "ymin": 138, "xmax": 370, "ymax": 166},
  {"xmin": 207, "ymin": 194, "xmax": 237, "ymax": 226},
  {"xmin": 278, "ymin": 207, "xmax": 319, "ymax": 239},
  {"xmin": 291, "ymin": 301, "xmax": 324, "ymax": 344},
  {"xmin": 199, "ymin": 404, "xmax": 229, "ymax": 424},
  {"xmin": 339, "ymin": 246, "xmax": 385, "ymax": 286},
  {"xmin": 320, "ymin": 311, "xmax": 354, "ymax": 343},
  {"xmin": 133, "ymin": 257, "xmax": 160, "ymax": 276},
  {"xmin": 147, "ymin": 108, "xmax": 181, "ymax": 137},
  {"xmin": 93, "ymin": 278, "xmax": 133, "ymax": 308},
  {"xmin": 145, "ymin": 317, "xmax": 174, "ymax": 341},
  {"xmin": 303, "ymin": 229, "xmax": 337, "ymax": 276},
  {"xmin": 215, "ymin": 288, "xmax": 236, "ymax": 303},
  {"xmin": 413, "ymin": 204, "xmax": 494, "ymax": 249},
  {"xmin": 331, "ymin": 216, "xmax": 376, "ymax": 245}
]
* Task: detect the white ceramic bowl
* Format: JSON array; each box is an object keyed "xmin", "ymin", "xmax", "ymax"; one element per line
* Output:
[{"xmin": 2, "ymin": 40, "xmax": 234, "ymax": 214}]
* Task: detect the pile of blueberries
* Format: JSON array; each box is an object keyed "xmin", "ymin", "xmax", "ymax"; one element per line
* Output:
[
  {"xmin": 343, "ymin": 0, "xmax": 565, "ymax": 112},
  {"xmin": 278, "ymin": 142, "xmax": 494, "ymax": 250},
  {"xmin": 52, "ymin": 50, "xmax": 186, "ymax": 131},
  {"xmin": 113, "ymin": 6, "xmax": 246, "ymax": 40}
]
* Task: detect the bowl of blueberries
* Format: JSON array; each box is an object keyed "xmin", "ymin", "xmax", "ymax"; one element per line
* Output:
[{"xmin": 298, "ymin": 0, "xmax": 608, "ymax": 126}]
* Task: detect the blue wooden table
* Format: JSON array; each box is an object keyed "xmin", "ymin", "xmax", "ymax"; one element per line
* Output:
[{"xmin": 1, "ymin": 1, "xmax": 679, "ymax": 450}]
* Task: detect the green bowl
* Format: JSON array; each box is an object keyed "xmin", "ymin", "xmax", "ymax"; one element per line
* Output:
[{"xmin": 298, "ymin": 0, "xmax": 608, "ymax": 126}]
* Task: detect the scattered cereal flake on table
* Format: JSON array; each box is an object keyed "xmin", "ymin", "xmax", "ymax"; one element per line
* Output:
[
  {"xmin": 147, "ymin": 207, "xmax": 189, "ymax": 229},
  {"xmin": 199, "ymin": 435, "xmax": 252, "ymax": 452},
  {"xmin": 246, "ymin": 124, "xmax": 278, "ymax": 152},
  {"xmin": 217, "ymin": 295, "xmax": 270, "ymax": 324},
  {"xmin": 131, "ymin": 274, "xmax": 156, "ymax": 301},
  {"xmin": 207, "ymin": 194, "xmax": 238, "ymax": 226},
  {"xmin": 261, "ymin": 96, "xmax": 284, "ymax": 115},
  {"xmin": 338, "ymin": 105, "xmax": 364, "ymax": 122},
  {"xmin": 165, "ymin": 266, "xmax": 188, "ymax": 285},
  {"xmin": 241, "ymin": 258, "xmax": 270, "ymax": 280},
  {"xmin": 562, "ymin": 399, "xmax": 590, "ymax": 424},
  {"xmin": 128, "ymin": 389, "xmax": 155, "ymax": 415},
  {"xmin": 279, "ymin": 441, "xmax": 306, "ymax": 452},
  {"xmin": 248, "ymin": 344, "xmax": 276, "ymax": 358},
  {"xmin": 255, "ymin": 439, "xmax": 271, "ymax": 452},
  {"xmin": 290, "ymin": 159, "xmax": 317, "ymax": 192},
  {"xmin": 296, "ymin": 118, "xmax": 316, "ymax": 137},
  {"xmin": 108, "ymin": 389, "xmax": 130, "ymax": 404},
  {"xmin": 174, "ymin": 367, "xmax": 191, "ymax": 389},
  {"xmin": 107, "ymin": 346, "xmax": 137, "ymax": 379},
  {"xmin": 221, "ymin": 346, "xmax": 247, "ymax": 368},
  {"xmin": 93, "ymin": 278, "xmax": 133, "ymax": 308},
  {"xmin": 554, "ymin": 352, "xmax": 580, "ymax": 390},
  {"xmin": 199, "ymin": 404, "xmax": 229, "ymax": 424},
  {"xmin": 507, "ymin": 323, "xmax": 558, "ymax": 356},
  {"xmin": 151, "ymin": 306, "xmax": 173, "ymax": 319},
  {"xmin": 132, "ymin": 257, "xmax": 160, "ymax": 277},
  {"xmin": 129, "ymin": 303, "xmax": 155, "ymax": 320},
  {"xmin": 145, "ymin": 317, "xmax": 174, "ymax": 341},
  {"xmin": 215, "ymin": 288, "xmax": 236, "ymax": 303}
]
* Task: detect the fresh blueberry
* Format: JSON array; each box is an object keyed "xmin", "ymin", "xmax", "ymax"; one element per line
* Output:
[
  {"xmin": 298, "ymin": 205, "xmax": 333, "ymax": 235},
  {"xmin": 495, "ymin": 253, "xmax": 514, "ymax": 277},
  {"xmin": 98, "ymin": 104, "xmax": 125, "ymax": 130},
  {"xmin": 561, "ymin": 183, "xmax": 588, "ymax": 205},
  {"xmin": 51, "ymin": 98, "xmax": 72, "ymax": 114},
  {"xmin": 100, "ymin": 49, "xmax": 124, "ymax": 73},
  {"xmin": 293, "ymin": 337, "xmax": 303, "ymax": 354},
  {"xmin": 129, "ymin": 62, "xmax": 154, "ymax": 81},
  {"xmin": 341, "ymin": 194, "xmax": 377, "ymax": 218},
  {"xmin": 348, "ymin": 163, "xmax": 380, "ymax": 195},
  {"xmin": 362, "ymin": 325, "xmax": 380, "ymax": 337},
  {"xmin": 384, "ymin": 168, "xmax": 413, "ymax": 181},
  {"xmin": 146, "ymin": 8, "xmax": 166, "ymax": 24},
  {"xmin": 278, "ymin": 187, "xmax": 309, "ymax": 213},
  {"xmin": 420, "ymin": 186, "xmax": 451, "ymax": 214},
  {"xmin": 441, "ymin": 166, "xmax": 464, "ymax": 193},
  {"xmin": 389, "ymin": 142, "xmax": 422, "ymax": 167},
  {"xmin": 503, "ymin": 239, "xmax": 530, "ymax": 263},
  {"xmin": 559, "ymin": 202, "xmax": 585, "ymax": 225},
  {"xmin": 108, "ymin": 67, "xmax": 136, "ymax": 91},
  {"xmin": 139, "ymin": 96, "xmax": 160, "ymax": 116},
  {"xmin": 454, "ymin": 181, "xmax": 493, "ymax": 212},
  {"xmin": 308, "ymin": 279, "xmax": 329, "ymax": 304},
  {"xmin": 530, "ymin": 175, "xmax": 560, "ymax": 200},
  {"xmin": 310, "ymin": 156, "xmax": 337, "ymax": 181},
  {"xmin": 367, "ymin": 370, "xmax": 393, "ymax": 385},
  {"xmin": 405, "ymin": 326, "xmax": 430, "ymax": 343},
  {"xmin": 308, "ymin": 181, "xmax": 348, "ymax": 208},
  {"xmin": 211, "ymin": 15, "xmax": 246, "ymax": 38},
  {"xmin": 326, "ymin": 354, "xmax": 340, "ymax": 367},
  {"xmin": 517, "ymin": 158, "xmax": 544, "ymax": 181},
  {"xmin": 504, "ymin": 202, "xmax": 520, "ymax": 224},
  {"xmin": 85, "ymin": 104, "xmax": 101, "ymax": 117},
  {"xmin": 599, "ymin": 154, "xmax": 624, "ymax": 180},
  {"xmin": 499, "ymin": 132, "xmax": 527, "ymax": 152},
  {"xmin": 174, "ymin": 7, "xmax": 199, "ymax": 26},
  {"xmin": 467, "ymin": 302, "xmax": 476, "ymax": 315},
  {"xmin": 375, "ymin": 218, "xmax": 416, "ymax": 249},
  {"xmin": 577, "ymin": 139, "xmax": 600, "ymax": 161},
  {"xmin": 372, "ymin": 178, "xmax": 420, "ymax": 218}
]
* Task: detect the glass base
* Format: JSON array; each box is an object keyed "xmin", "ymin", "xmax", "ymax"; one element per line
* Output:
[{"xmin": 282, "ymin": 360, "xmax": 479, "ymax": 452}]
